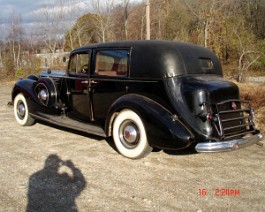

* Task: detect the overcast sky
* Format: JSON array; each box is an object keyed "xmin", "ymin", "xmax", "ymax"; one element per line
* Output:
[
  {"xmin": 0, "ymin": 0, "xmax": 142, "ymax": 39},
  {"xmin": 0, "ymin": 0, "xmax": 80, "ymax": 23},
  {"xmin": 0, "ymin": 0, "xmax": 142, "ymax": 24},
  {"xmin": 0, "ymin": 0, "xmax": 43, "ymax": 16}
]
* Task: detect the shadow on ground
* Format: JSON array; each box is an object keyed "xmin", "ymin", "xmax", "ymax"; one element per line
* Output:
[
  {"xmin": 26, "ymin": 154, "xmax": 86, "ymax": 212},
  {"xmin": 36, "ymin": 120, "xmax": 197, "ymax": 158}
]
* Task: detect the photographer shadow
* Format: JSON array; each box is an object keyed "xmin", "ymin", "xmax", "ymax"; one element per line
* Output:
[{"xmin": 26, "ymin": 155, "xmax": 86, "ymax": 212}]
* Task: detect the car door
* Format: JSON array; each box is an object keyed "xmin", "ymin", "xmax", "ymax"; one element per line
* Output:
[
  {"xmin": 90, "ymin": 49, "xmax": 130, "ymax": 122},
  {"xmin": 67, "ymin": 51, "xmax": 93, "ymax": 122}
]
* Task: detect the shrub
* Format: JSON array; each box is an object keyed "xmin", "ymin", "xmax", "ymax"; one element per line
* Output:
[
  {"xmin": 237, "ymin": 83, "xmax": 265, "ymax": 110},
  {"xmin": 15, "ymin": 68, "xmax": 25, "ymax": 78},
  {"xmin": 237, "ymin": 82, "xmax": 265, "ymax": 131},
  {"xmin": 2, "ymin": 58, "xmax": 15, "ymax": 77}
]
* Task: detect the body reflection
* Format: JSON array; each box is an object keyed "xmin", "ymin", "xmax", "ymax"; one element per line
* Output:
[{"xmin": 27, "ymin": 155, "xmax": 86, "ymax": 212}]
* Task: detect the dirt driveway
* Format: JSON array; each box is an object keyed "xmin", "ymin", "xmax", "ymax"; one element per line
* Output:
[{"xmin": 0, "ymin": 82, "xmax": 265, "ymax": 212}]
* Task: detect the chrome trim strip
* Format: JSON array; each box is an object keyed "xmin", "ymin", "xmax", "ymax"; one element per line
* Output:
[{"xmin": 195, "ymin": 133, "xmax": 264, "ymax": 153}]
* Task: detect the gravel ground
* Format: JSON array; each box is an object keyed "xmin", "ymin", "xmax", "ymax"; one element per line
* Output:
[{"xmin": 0, "ymin": 81, "xmax": 265, "ymax": 212}]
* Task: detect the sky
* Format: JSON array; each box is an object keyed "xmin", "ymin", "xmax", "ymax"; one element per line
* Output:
[
  {"xmin": 0, "ymin": 0, "xmax": 142, "ymax": 39},
  {"xmin": 0, "ymin": 0, "xmax": 41, "ymax": 17},
  {"xmin": 0, "ymin": 0, "xmax": 82, "ymax": 23},
  {"xmin": 0, "ymin": 0, "xmax": 81, "ymax": 39},
  {"xmin": 0, "ymin": 0, "xmax": 142, "ymax": 24}
]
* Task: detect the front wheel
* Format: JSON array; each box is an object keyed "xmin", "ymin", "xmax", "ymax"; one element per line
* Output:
[
  {"xmin": 112, "ymin": 110, "xmax": 152, "ymax": 159},
  {"xmin": 14, "ymin": 93, "xmax": 35, "ymax": 126}
]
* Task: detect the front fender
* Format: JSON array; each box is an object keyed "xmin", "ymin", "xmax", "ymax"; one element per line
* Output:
[
  {"xmin": 12, "ymin": 77, "xmax": 58, "ymax": 115},
  {"xmin": 12, "ymin": 79, "xmax": 38, "ymax": 103},
  {"xmin": 106, "ymin": 94, "xmax": 195, "ymax": 150}
]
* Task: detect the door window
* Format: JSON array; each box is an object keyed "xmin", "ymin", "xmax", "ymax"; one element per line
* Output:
[
  {"xmin": 95, "ymin": 50, "xmax": 129, "ymax": 77},
  {"xmin": 69, "ymin": 53, "xmax": 90, "ymax": 74}
]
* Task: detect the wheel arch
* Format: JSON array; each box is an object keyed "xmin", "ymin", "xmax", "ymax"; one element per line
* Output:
[
  {"xmin": 12, "ymin": 77, "xmax": 59, "ymax": 106},
  {"xmin": 105, "ymin": 95, "xmax": 151, "ymax": 137},
  {"xmin": 105, "ymin": 94, "xmax": 195, "ymax": 150},
  {"xmin": 12, "ymin": 79, "xmax": 38, "ymax": 102}
]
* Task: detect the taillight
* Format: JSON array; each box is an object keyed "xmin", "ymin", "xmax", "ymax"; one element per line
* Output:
[
  {"xmin": 193, "ymin": 89, "xmax": 213, "ymax": 136},
  {"xmin": 206, "ymin": 113, "xmax": 213, "ymax": 121}
]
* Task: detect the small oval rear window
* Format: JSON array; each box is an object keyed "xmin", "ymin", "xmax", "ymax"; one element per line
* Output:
[{"xmin": 199, "ymin": 58, "xmax": 213, "ymax": 70}]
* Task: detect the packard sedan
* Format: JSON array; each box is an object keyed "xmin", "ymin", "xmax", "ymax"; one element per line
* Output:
[{"xmin": 11, "ymin": 40, "xmax": 263, "ymax": 158}]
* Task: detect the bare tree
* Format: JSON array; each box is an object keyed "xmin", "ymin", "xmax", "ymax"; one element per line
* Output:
[
  {"xmin": 146, "ymin": 0, "xmax": 150, "ymax": 40},
  {"xmin": 123, "ymin": 2, "xmax": 146, "ymax": 40},
  {"xmin": 162, "ymin": 0, "xmax": 192, "ymax": 42},
  {"xmin": 0, "ymin": 18, "xmax": 3, "ymax": 66},
  {"xmin": 110, "ymin": 0, "xmax": 144, "ymax": 40},
  {"xmin": 33, "ymin": 0, "xmax": 75, "ymax": 55},
  {"xmin": 240, "ymin": 0, "xmax": 265, "ymax": 39},
  {"xmin": 6, "ymin": 12, "xmax": 24, "ymax": 69},
  {"xmin": 85, "ymin": 0, "xmax": 117, "ymax": 42},
  {"xmin": 62, "ymin": 0, "xmax": 82, "ymax": 50},
  {"xmin": 122, "ymin": 0, "xmax": 130, "ymax": 39},
  {"xmin": 232, "ymin": 25, "xmax": 262, "ymax": 82},
  {"xmin": 184, "ymin": 0, "xmax": 230, "ymax": 48},
  {"xmin": 149, "ymin": 0, "xmax": 174, "ymax": 40}
]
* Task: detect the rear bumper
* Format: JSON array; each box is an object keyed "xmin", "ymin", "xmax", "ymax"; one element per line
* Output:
[{"xmin": 195, "ymin": 133, "xmax": 264, "ymax": 153}]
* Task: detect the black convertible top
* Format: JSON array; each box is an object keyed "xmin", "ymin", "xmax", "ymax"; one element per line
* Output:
[{"xmin": 72, "ymin": 40, "xmax": 223, "ymax": 79}]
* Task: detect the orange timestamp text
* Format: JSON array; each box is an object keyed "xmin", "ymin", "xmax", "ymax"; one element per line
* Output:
[{"xmin": 198, "ymin": 188, "xmax": 240, "ymax": 197}]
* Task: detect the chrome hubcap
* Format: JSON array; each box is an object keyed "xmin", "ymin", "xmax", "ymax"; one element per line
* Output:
[
  {"xmin": 17, "ymin": 101, "xmax": 26, "ymax": 119},
  {"xmin": 123, "ymin": 125, "xmax": 138, "ymax": 143},
  {"xmin": 35, "ymin": 83, "xmax": 49, "ymax": 106},
  {"xmin": 119, "ymin": 121, "xmax": 140, "ymax": 148},
  {"xmin": 38, "ymin": 89, "xmax": 48, "ymax": 101}
]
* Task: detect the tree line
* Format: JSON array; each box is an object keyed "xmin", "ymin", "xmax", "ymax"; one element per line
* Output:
[{"xmin": 0, "ymin": 0, "xmax": 265, "ymax": 81}]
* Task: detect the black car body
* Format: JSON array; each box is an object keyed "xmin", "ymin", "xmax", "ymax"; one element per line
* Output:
[{"xmin": 12, "ymin": 40, "xmax": 263, "ymax": 158}]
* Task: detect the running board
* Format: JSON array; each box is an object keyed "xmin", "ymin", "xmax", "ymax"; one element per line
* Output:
[{"xmin": 31, "ymin": 113, "xmax": 106, "ymax": 137}]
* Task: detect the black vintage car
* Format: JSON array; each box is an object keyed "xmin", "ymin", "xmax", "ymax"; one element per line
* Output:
[{"xmin": 12, "ymin": 40, "xmax": 263, "ymax": 158}]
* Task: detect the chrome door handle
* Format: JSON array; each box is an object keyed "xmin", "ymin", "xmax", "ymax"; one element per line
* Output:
[
  {"xmin": 81, "ymin": 80, "xmax": 88, "ymax": 84},
  {"xmin": 91, "ymin": 80, "xmax": 98, "ymax": 84}
]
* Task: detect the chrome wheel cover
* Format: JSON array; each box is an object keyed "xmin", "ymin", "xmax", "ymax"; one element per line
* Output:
[
  {"xmin": 35, "ymin": 83, "xmax": 49, "ymax": 106},
  {"xmin": 119, "ymin": 120, "xmax": 140, "ymax": 149},
  {"xmin": 17, "ymin": 100, "xmax": 26, "ymax": 120}
]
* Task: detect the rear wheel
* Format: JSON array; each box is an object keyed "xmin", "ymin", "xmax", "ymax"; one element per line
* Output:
[
  {"xmin": 112, "ymin": 110, "xmax": 152, "ymax": 159},
  {"xmin": 14, "ymin": 93, "xmax": 35, "ymax": 126}
]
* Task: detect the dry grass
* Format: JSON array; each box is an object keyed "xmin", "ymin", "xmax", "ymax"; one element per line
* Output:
[{"xmin": 236, "ymin": 82, "xmax": 265, "ymax": 131}]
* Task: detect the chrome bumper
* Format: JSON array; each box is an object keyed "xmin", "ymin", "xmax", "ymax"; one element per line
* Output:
[{"xmin": 195, "ymin": 133, "xmax": 264, "ymax": 153}]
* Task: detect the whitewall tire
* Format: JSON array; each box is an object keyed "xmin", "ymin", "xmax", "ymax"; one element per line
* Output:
[
  {"xmin": 112, "ymin": 110, "xmax": 152, "ymax": 159},
  {"xmin": 14, "ymin": 93, "xmax": 35, "ymax": 126}
]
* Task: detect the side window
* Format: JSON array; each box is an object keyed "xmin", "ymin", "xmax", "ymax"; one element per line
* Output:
[
  {"xmin": 95, "ymin": 50, "xmax": 129, "ymax": 77},
  {"xmin": 69, "ymin": 53, "xmax": 90, "ymax": 74}
]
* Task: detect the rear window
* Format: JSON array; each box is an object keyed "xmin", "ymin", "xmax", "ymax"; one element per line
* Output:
[
  {"xmin": 176, "ymin": 44, "xmax": 223, "ymax": 76},
  {"xmin": 95, "ymin": 50, "xmax": 129, "ymax": 77},
  {"xmin": 199, "ymin": 58, "xmax": 214, "ymax": 70}
]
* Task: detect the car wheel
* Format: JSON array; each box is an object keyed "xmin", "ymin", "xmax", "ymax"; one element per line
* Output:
[
  {"xmin": 112, "ymin": 109, "xmax": 152, "ymax": 159},
  {"xmin": 14, "ymin": 93, "xmax": 35, "ymax": 126}
]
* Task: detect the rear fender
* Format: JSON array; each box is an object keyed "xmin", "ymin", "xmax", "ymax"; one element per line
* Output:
[{"xmin": 106, "ymin": 94, "xmax": 195, "ymax": 150}]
